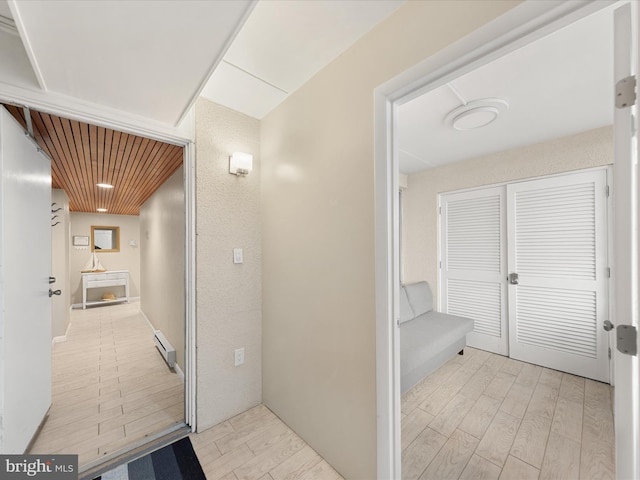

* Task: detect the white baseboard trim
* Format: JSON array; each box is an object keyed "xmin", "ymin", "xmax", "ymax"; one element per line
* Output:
[
  {"xmin": 139, "ymin": 309, "xmax": 156, "ymax": 333},
  {"xmin": 52, "ymin": 321, "xmax": 72, "ymax": 345},
  {"xmin": 174, "ymin": 362, "xmax": 185, "ymax": 383}
]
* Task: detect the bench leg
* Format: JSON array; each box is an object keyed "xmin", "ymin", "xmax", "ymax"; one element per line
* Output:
[{"xmin": 458, "ymin": 349, "xmax": 464, "ymax": 356}]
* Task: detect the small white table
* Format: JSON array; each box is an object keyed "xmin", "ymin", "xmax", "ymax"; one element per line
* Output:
[{"xmin": 81, "ymin": 270, "xmax": 129, "ymax": 309}]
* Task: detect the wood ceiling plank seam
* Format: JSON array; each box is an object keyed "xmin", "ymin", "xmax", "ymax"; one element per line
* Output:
[
  {"xmin": 102, "ymin": 128, "xmax": 115, "ymax": 213},
  {"xmin": 137, "ymin": 148, "xmax": 184, "ymax": 207},
  {"xmin": 80, "ymin": 121, "xmax": 95, "ymax": 212},
  {"xmin": 125, "ymin": 140, "xmax": 169, "ymax": 210},
  {"xmin": 28, "ymin": 112, "xmax": 64, "ymax": 191},
  {"xmin": 96, "ymin": 126, "xmax": 107, "ymax": 212},
  {"xmin": 5, "ymin": 105, "xmax": 28, "ymax": 130},
  {"xmin": 88, "ymin": 124, "xmax": 100, "ymax": 212},
  {"xmin": 123, "ymin": 136, "xmax": 156, "ymax": 215},
  {"xmin": 41, "ymin": 114, "xmax": 80, "ymax": 211},
  {"xmin": 30, "ymin": 112, "xmax": 69, "ymax": 193},
  {"xmin": 113, "ymin": 132, "xmax": 143, "ymax": 215},
  {"xmin": 123, "ymin": 140, "xmax": 160, "ymax": 215},
  {"xmin": 65, "ymin": 119, "xmax": 91, "ymax": 213},
  {"xmin": 118, "ymin": 135, "xmax": 151, "ymax": 215},
  {"xmin": 40, "ymin": 113, "xmax": 85, "ymax": 212},
  {"xmin": 108, "ymin": 129, "xmax": 126, "ymax": 214},
  {"xmin": 116, "ymin": 135, "xmax": 142, "ymax": 215}
]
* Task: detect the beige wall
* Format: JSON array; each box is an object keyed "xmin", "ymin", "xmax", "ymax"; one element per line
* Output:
[
  {"xmin": 195, "ymin": 99, "xmax": 262, "ymax": 429},
  {"xmin": 259, "ymin": 1, "xmax": 520, "ymax": 478},
  {"xmin": 140, "ymin": 166, "xmax": 185, "ymax": 371},
  {"xmin": 51, "ymin": 189, "xmax": 70, "ymax": 338},
  {"xmin": 403, "ymin": 126, "xmax": 614, "ymax": 301},
  {"xmin": 69, "ymin": 213, "xmax": 140, "ymax": 305}
]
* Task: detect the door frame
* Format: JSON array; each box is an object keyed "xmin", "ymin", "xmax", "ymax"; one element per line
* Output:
[
  {"xmin": 374, "ymin": 1, "xmax": 627, "ymax": 477},
  {"xmin": 0, "ymin": 94, "xmax": 198, "ymax": 430}
]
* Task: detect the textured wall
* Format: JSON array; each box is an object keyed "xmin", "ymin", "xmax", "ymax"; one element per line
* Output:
[
  {"xmin": 259, "ymin": 1, "xmax": 520, "ymax": 478},
  {"xmin": 403, "ymin": 126, "xmax": 613, "ymax": 301},
  {"xmin": 140, "ymin": 166, "xmax": 185, "ymax": 371},
  {"xmin": 51, "ymin": 189, "xmax": 70, "ymax": 339},
  {"xmin": 69, "ymin": 213, "xmax": 140, "ymax": 304},
  {"xmin": 195, "ymin": 98, "xmax": 261, "ymax": 429}
]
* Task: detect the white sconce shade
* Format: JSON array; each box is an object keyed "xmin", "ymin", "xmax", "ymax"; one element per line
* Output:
[{"xmin": 230, "ymin": 152, "xmax": 253, "ymax": 176}]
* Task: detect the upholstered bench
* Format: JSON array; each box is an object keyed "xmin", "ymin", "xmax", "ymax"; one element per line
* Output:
[{"xmin": 400, "ymin": 281, "xmax": 474, "ymax": 393}]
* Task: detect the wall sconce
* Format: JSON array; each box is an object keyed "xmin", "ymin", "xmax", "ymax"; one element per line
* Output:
[{"xmin": 229, "ymin": 152, "xmax": 253, "ymax": 176}]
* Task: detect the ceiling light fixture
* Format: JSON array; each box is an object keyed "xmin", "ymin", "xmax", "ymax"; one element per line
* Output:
[
  {"xmin": 96, "ymin": 183, "xmax": 113, "ymax": 189},
  {"xmin": 97, "ymin": 208, "xmax": 107, "ymax": 212},
  {"xmin": 444, "ymin": 98, "xmax": 509, "ymax": 131}
]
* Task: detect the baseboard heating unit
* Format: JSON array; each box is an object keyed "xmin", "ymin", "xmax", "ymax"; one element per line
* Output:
[{"xmin": 154, "ymin": 330, "xmax": 176, "ymax": 368}]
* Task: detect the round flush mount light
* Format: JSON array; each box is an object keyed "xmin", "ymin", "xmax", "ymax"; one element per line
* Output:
[
  {"xmin": 444, "ymin": 98, "xmax": 509, "ymax": 131},
  {"xmin": 96, "ymin": 183, "xmax": 113, "ymax": 189}
]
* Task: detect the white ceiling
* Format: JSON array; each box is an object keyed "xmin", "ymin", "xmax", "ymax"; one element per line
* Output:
[
  {"xmin": 200, "ymin": 0, "xmax": 405, "ymax": 119},
  {"xmin": 397, "ymin": 7, "xmax": 614, "ymax": 174},
  {"xmin": 1, "ymin": 0, "xmax": 254, "ymax": 126}
]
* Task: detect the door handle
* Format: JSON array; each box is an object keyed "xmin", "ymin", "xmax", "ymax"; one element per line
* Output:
[
  {"xmin": 603, "ymin": 320, "xmax": 615, "ymax": 331},
  {"xmin": 508, "ymin": 273, "xmax": 519, "ymax": 285},
  {"xmin": 49, "ymin": 289, "xmax": 61, "ymax": 297}
]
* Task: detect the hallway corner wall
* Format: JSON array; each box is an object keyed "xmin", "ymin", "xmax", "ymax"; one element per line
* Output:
[
  {"xmin": 195, "ymin": 98, "xmax": 262, "ymax": 429},
  {"xmin": 51, "ymin": 188, "xmax": 70, "ymax": 339}
]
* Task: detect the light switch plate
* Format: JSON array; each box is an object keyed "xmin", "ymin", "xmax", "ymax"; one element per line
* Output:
[
  {"xmin": 234, "ymin": 348, "xmax": 245, "ymax": 366},
  {"xmin": 233, "ymin": 248, "xmax": 243, "ymax": 264}
]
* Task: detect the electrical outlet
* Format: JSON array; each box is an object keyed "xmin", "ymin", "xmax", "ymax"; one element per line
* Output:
[
  {"xmin": 233, "ymin": 248, "xmax": 243, "ymax": 264},
  {"xmin": 234, "ymin": 347, "xmax": 245, "ymax": 366}
]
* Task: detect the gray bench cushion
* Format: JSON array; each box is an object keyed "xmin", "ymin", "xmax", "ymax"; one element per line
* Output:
[
  {"xmin": 400, "ymin": 311, "xmax": 474, "ymax": 390},
  {"xmin": 404, "ymin": 281, "xmax": 433, "ymax": 317},
  {"xmin": 399, "ymin": 287, "xmax": 415, "ymax": 324}
]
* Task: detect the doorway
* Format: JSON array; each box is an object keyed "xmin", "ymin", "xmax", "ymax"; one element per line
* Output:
[
  {"xmin": 374, "ymin": 1, "xmax": 638, "ymax": 478},
  {"xmin": 1, "ymin": 104, "xmax": 196, "ymax": 470}
]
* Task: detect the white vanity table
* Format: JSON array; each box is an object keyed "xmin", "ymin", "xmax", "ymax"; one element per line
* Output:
[{"xmin": 81, "ymin": 270, "xmax": 129, "ymax": 309}]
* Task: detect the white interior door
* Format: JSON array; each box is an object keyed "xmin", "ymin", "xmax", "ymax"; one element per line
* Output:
[
  {"xmin": 507, "ymin": 169, "xmax": 609, "ymax": 382},
  {"xmin": 613, "ymin": 2, "xmax": 639, "ymax": 479},
  {"xmin": 440, "ymin": 186, "xmax": 508, "ymax": 355},
  {"xmin": 0, "ymin": 107, "xmax": 52, "ymax": 453}
]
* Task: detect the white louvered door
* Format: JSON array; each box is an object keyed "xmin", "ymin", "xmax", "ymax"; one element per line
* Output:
[
  {"xmin": 507, "ymin": 170, "xmax": 609, "ymax": 382},
  {"xmin": 441, "ymin": 187, "xmax": 508, "ymax": 355}
]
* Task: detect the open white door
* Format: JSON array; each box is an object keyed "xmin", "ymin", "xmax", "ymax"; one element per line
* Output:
[
  {"xmin": 0, "ymin": 107, "xmax": 52, "ymax": 453},
  {"xmin": 613, "ymin": 2, "xmax": 640, "ymax": 479}
]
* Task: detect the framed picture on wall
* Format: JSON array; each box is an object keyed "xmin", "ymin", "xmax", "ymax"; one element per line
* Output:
[{"xmin": 73, "ymin": 235, "xmax": 90, "ymax": 246}]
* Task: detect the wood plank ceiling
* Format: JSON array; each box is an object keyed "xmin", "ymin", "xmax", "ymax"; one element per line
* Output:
[{"xmin": 4, "ymin": 105, "xmax": 183, "ymax": 215}]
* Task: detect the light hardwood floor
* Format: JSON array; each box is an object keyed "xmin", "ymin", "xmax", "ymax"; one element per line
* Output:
[
  {"xmin": 402, "ymin": 347, "xmax": 615, "ymax": 480},
  {"xmin": 190, "ymin": 405, "xmax": 344, "ymax": 480},
  {"xmin": 29, "ymin": 302, "xmax": 184, "ymax": 467}
]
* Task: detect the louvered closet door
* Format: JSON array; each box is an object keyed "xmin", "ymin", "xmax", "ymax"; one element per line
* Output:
[
  {"xmin": 441, "ymin": 186, "xmax": 508, "ymax": 355},
  {"xmin": 507, "ymin": 170, "xmax": 609, "ymax": 382}
]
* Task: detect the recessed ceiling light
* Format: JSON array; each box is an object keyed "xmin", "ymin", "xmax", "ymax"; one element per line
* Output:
[
  {"xmin": 444, "ymin": 98, "xmax": 509, "ymax": 131},
  {"xmin": 97, "ymin": 208, "xmax": 107, "ymax": 212},
  {"xmin": 96, "ymin": 183, "xmax": 113, "ymax": 189}
]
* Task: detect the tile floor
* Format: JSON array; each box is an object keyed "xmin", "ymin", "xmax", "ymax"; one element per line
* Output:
[
  {"xmin": 401, "ymin": 347, "xmax": 615, "ymax": 480},
  {"xmin": 190, "ymin": 405, "xmax": 344, "ymax": 480},
  {"xmin": 29, "ymin": 301, "xmax": 184, "ymax": 467}
]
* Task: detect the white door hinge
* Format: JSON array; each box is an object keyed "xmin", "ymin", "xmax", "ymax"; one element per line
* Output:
[
  {"xmin": 607, "ymin": 267, "xmax": 611, "ymax": 278},
  {"xmin": 606, "ymin": 185, "xmax": 610, "ymax": 197},
  {"xmin": 608, "ymin": 347, "xmax": 611, "ymax": 359},
  {"xmin": 616, "ymin": 75, "xmax": 636, "ymax": 108}
]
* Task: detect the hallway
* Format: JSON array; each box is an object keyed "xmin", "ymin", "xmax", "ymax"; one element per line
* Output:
[{"xmin": 29, "ymin": 302, "xmax": 184, "ymax": 467}]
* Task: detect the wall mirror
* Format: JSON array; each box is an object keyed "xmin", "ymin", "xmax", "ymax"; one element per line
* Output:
[{"xmin": 91, "ymin": 226, "xmax": 120, "ymax": 252}]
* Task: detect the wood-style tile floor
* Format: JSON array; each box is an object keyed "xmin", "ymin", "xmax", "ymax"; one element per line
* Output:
[
  {"xmin": 190, "ymin": 405, "xmax": 344, "ymax": 480},
  {"xmin": 29, "ymin": 302, "xmax": 184, "ymax": 467},
  {"xmin": 401, "ymin": 347, "xmax": 615, "ymax": 480}
]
